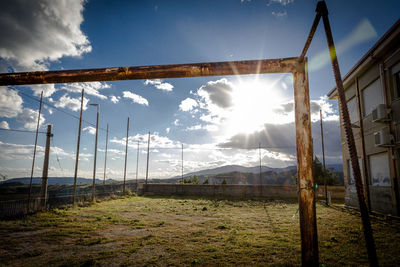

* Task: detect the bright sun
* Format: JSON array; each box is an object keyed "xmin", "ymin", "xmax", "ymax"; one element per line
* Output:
[{"xmin": 224, "ymin": 75, "xmax": 292, "ymax": 135}]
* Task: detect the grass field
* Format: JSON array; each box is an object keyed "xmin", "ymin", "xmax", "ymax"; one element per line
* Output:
[{"xmin": 0, "ymin": 196, "xmax": 399, "ymax": 266}]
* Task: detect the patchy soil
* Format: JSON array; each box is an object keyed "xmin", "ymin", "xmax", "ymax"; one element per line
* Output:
[{"xmin": 0, "ymin": 196, "xmax": 400, "ymax": 266}]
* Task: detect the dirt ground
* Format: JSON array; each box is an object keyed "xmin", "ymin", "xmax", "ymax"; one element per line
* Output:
[{"xmin": 0, "ymin": 196, "xmax": 399, "ymax": 266}]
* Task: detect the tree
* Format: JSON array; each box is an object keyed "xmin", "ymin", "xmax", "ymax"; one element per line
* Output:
[
  {"xmin": 313, "ymin": 156, "xmax": 339, "ymax": 186},
  {"xmin": 221, "ymin": 179, "xmax": 227, "ymax": 185}
]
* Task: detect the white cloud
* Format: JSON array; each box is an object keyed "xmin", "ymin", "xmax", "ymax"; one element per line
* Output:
[
  {"xmin": 110, "ymin": 95, "xmax": 120, "ymax": 104},
  {"xmin": 197, "ymin": 78, "xmax": 234, "ymax": 109},
  {"xmin": 179, "ymin": 97, "xmax": 198, "ymax": 112},
  {"xmin": 60, "ymin": 82, "xmax": 110, "ymax": 99},
  {"xmin": 173, "ymin": 119, "xmax": 180, "ymax": 126},
  {"xmin": 144, "ymin": 79, "xmax": 174, "ymax": 91},
  {"xmin": 166, "ymin": 127, "xmax": 170, "ymax": 134},
  {"xmin": 122, "ymin": 91, "xmax": 149, "ymax": 106},
  {"xmin": 0, "ymin": 87, "xmax": 23, "ymax": 118},
  {"xmin": 111, "ymin": 132, "xmax": 180, "ymax": 149},
  {"xmin": 186, "ymin": 124, "xmax": 202, "ymax": 131},
  {"xmin": 0, "ymin": 121, "xmax": 9, "ymax": 129},
  {"xmin": 0, "ymin": 0, "xmax": 91, "ymax": 72},
  {"xmin": 55, "ymin": 94, "xmax": 89, "ymax": 111},
  {"xmin": 272, "ymin": 11, "xmax": 287, "ymax": 17},
  {"xmin": 16, "ymin": 108, "xmax": 46, "ymax": 130},
  {"xmin": 29, "ymin": 84, "xmax": 56, "ymax": 98},
  {"xmin": 268, "ymin": 0, "xmax": 294, "ymax": 6},
  {"xmin": 83, "ymin": 126, "xmax": 96, "ymax": 135}
]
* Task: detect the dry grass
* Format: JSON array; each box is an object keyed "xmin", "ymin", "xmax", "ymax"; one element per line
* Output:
[{"xmin": 0, "ymin": 196, "xmax": 399, "ymax": 266}]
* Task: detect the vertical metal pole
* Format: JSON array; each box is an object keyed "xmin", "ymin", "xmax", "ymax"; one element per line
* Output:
[
  {"xmin": 103, "ymin": 123, "xmax": 109, "ymax": 185},
  {"xmin": 123, "ymin": 117, "xmax": 129, "ymax": 194},
  {"xmin": 136, "ymin": 140, "xmax": 139, "ymax": 184},
  {"xmin": 73, "ymin": 89, "xmax": 84, "ymax": 206},
  {"xmin": 320, "ymin": 109, "xmax": 328, "ymax": 204},
  {"xmin": 259, "ymin": 143, "xmax": 262, "ymax": 184},
  {"xmin": 28, "ymin": 91, "xmax": 43, "ymax": 211},
  {"xmin": 92, "ymin": 106, "xmax": 99, "ymax": 202},
  {"xmin": 145, "ymin": 132, "xmax": 150, "ymax": 184},
  {"xmin": 40, "ymin": 125, "xmax": 52, "ymax": 209},
  {"xmin": 181, "ymin": 143, "xmax": 184, "ymax": 183},
  {"xmin": 293, "ymin": 59, "xmax": 319, "ymax": 266},
  {"xmin": 317, "ymin": 2, "xmax": 378, "ymax": 265}
]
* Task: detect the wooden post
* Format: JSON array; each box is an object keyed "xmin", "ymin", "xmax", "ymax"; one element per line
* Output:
[
  {"xmin": 145, "ymin": 132, "xmax": 150, "ymax": 184},
  {"xmin": 320, "ymin": 109, "xmax": 328, "ymax": 205},
  {"xmin": 40, "ymin": 125, "xmax": 52, "ymax": 209},
  {"xmin": 293, "ymin": 59, "xmax": 319, "ymax": 266},
  {"xmin": 28, "ymin": 91, "xmax": 43, "ymax": 211},
  {"xmin": 73, "ymin": 89, "xmax": 84, "ymax": 206},
  {"xmin": 123, "ymin": 117, "xmax": 130, "ymax": 194}
]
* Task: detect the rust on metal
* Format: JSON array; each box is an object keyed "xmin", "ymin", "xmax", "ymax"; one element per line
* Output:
[
  {"xmin": 293, "ymin": 59, "xmax": 319, "ymax": 266},
  {"xmin": 299, "ymin": 13, "xmax": 321, "ymax": 62},
  {"xmin": 0, "ymin": 58, "xmax": 298, "ymax": 86},
  {"xmin": 317, "ymin": 1, "xmax": 378, "ymax": 266}
]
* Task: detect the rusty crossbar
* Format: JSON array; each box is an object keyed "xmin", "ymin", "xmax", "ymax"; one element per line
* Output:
[{"xmin": 0, "ymin": 58, "xmax": 299, "ymax": 86}]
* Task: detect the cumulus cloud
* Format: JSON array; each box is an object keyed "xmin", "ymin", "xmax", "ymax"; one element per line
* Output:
[
  {"xmin": 268, "ymin": 0, "xmax": 294, "ymax": 6},
  {"xmin": 179, "ymin": 97, "xmax": 198, "ymax": 112},
  {"xmin": 110, "ymin": 95, "xmax": 120, "ymax": 104},
  {"xmin": 29, "ymin": 84, "xmax": 56, "ymax": 98},
  {"xmin": 111, "ymin": 132, "xmax": 180, "ymax": 149},
  {"xmin": 0, "ymin": 0, "xmax": 91, "ymax": 72},
  {"xmin": 60, "ymin": 82, "xmax": 111, "ymax": 99},
  {"xmin": 83, "ymin": 126, "xmax": 96, "ymax": 135},
  {"xmin": 166, "ymin": 127, "xmax": 170, "ymax": 134},
  {"xmin": 272, "ymin": 11, "xmax": 287, "ymax": 17},
  {"xmin": 0, "ymin": 121, "xmax": 9, "ymax": 129},
  {"xmin": 122, "ymin": 91, "xmax": 149, "ymax": 106},
  {"xmin": 16, "ymin": 108, "xmax": 46, "ymax": 130},
  {"xmin": 55, "ymin": 94, "xmax": 89, "ymax": 111},
  {"xmin": 144, "ymin": 79, "xmax": 174, "ymax": 91},
  {"xmin": 0, "ymin": 87, "xmax": 23, "ymax": 118},
  {"xmin": 197, "ymin": 78, "xmax": 233, "ymax": 109},
  {"xmin": 218, "ymin": 119, "xmax": 342, "ymax": 164},
  {"xmin": 173, "ymin": 119, "xmax": 180, "ymax": 126}
]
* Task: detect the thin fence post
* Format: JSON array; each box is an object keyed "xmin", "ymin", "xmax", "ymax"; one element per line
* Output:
[
  {"xmin": 320, "ymin": 109, "xmax": 328, "ymax": 205},
  {"xmin": 123, "ymin": 117, "xmax": 130, "ymax": 194},
  {"xmin": 146, "ymin": 132, "xmax": 150, "ymax": 184},
  {"xmin": 40, "ymin": 125, "xmax": 52, "ymax": 209},
  {"xmin": 28, "ymin": 90, "xmax": 43, "ymax": 212},
  {"xmin": 103, "ymin": 123, "xmax": 109, "ymax": 185},
  {"xmin": 73, "ymin": 89, "xmax": 84, "ymax": 206}
]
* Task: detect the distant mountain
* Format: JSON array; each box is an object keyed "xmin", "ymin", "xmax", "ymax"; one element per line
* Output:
[
  {"xmin": 181, "ymin": 164, "xmax": 342, "ymax": 178},
  {"xmin": 180, "ymin": 165, "xmax": 297, "ymax": 178},
  {"xmin": 0, "ymin": 177, "xmax": 116, "ymax": 185}
]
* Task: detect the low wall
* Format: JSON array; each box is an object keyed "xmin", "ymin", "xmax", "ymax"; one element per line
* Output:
[{"xmin": 139, "ymin": 184, "xmax": 345, "ymax": 200}]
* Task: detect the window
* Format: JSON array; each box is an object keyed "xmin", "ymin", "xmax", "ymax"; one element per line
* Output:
[
  {"xmin": 369, "ymin": 152, "xmax": 391, "ymax": 186},
  {"xmin": 347, "ymin": 158, "xmax": 362, "ymax": 185},
  {"xmin": 347, "ymin": 97, "xmax": 358, "ymax": 123},
  {"xmin": 392, "ymin": 62, "xmax": 400, "ymax": 99},
  {"xmin": 362, "ymin": 78, "xmax": 383, "ymax": 116}
]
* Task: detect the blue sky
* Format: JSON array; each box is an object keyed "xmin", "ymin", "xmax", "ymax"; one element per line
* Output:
[{"xmin": 0, "ymin": 0, "xmax": 399, "ymax": 180}]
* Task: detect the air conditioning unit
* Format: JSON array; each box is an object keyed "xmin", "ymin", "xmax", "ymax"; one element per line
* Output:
[
  {"xmin": 374, "ymin": 128, "xmax": 393, "ymax": 147},
  {"xmin": 372, "ymin": 104, "xmax": 391, "ymax": 122}
]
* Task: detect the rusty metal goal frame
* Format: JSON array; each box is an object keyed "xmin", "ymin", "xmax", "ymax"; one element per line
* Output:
[{"xmin": 0, "ymin": 57, "xmax": 318, "ymax": 264}]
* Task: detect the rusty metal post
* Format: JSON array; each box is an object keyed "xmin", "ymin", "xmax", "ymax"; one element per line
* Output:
[
  {"xmin": 123, "ymin": 117, "xmax": 130, "ymax": 194},
  {"xmin": 28, "ymin": 91, "xmax": 43, "ymax": 211},
  {"xmin": 73, "ymin": 89, "xmax": 84, "ymax": 206},
  {"xmin": 40, "ymin": 125, "xmax": 52, "ymax": 209},
  {"xmin": 317, "ymin": 1, "xmax": 378, "ymax": 266},
  {"xmin": 293, "ymin": 59, "xmax": 319, "ymax": 266},
  {"xmin": 320, "ymin": 110, "xmax": 328, "ymax": 204},
  {"xmin": 136, "ymin": 140, "xmax": 139, "ymax": 185}
]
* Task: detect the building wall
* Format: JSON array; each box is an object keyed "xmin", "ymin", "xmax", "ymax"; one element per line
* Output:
[{"xmin": 340, "ymin": 40, "xmax": 400, "ymax": 215}]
